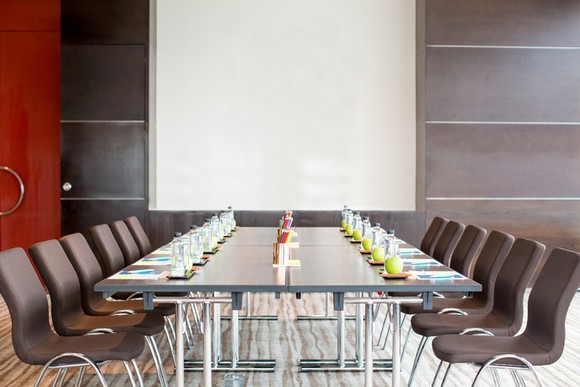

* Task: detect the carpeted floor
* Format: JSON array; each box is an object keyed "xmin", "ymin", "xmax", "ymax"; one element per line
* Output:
[{"xmin": 0, "ymin": 291, "xmax": 579, "ymax": 386}]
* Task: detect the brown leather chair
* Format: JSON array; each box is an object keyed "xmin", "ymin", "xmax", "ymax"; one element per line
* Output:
[
  {"xmin": 420, "ymin": 216, "xmax": 449, "ymax": 256},
  {"xmin": 407, "ymin": 238, "xmax": 545, "ymax": 386},
  {"xmin": 28, "ymin": 240, "xmax": 169, "ymax": 386},
  {"xmin": 432, "ymin": 220, "xmax": 465, "ymax": 266},
  {"xmin": 89, "ymin": 223, "xmax": 128, "ymax": 277},
  {"xmin": 431, "ymin": 247, "xmax": 580, "ymax": 386},
  {"xmin": 448, "ymin": 224, "xmax": 487, "ymax": 277},
  {"xmin": 124, "ymin": 215, "xmax": 153, "ymax": 257},
  {"xmin": 111, "ymin": 220, "xmax": 142, "ymax": 266},
  {"xmin": 0, "ymin": 247, "xmax": 145, "ymax": 386},
  {"xmin": 402, "ymin": 230, "xmax": 514, "ymax": 316}
]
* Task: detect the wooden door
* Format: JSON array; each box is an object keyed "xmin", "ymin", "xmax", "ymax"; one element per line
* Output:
[{"xmin": 0, "ymin": 2, "xmax": 60, "ymax": 251}]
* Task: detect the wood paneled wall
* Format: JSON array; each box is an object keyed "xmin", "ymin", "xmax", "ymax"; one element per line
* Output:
[
  {"xmin": 60, "ymin": 0, "xmax": 149, "ymax": 236},
  {"xmin": 420, "ymin": 0, "xmax": 580, "ymax": 254}
]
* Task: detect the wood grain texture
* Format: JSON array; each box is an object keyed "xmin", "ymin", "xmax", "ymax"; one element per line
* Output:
[
  {"xmin": 425, "ymin": 124, "xmax": 580, "ymax": 198},
  {"xmin": 61, "ymin": 0, "xmax": 149, "ymax": 44},
  {"xmin": 425, "ymin": 47, "xmax": 580, "ymax": 122},
  {"xmin": 426, "ymin": 200, "xmax": 580, "ymax": 254},
  {"xmin": 60, "ymin": 44, "xmax": 146, "ymax": 121},
  {"xmin": 61, "ymin": 123, "xmax": 146, "ymax": 199},
  {"xmin": 427, "ymin": 0, "xmax": 580, "ymax": 47}
]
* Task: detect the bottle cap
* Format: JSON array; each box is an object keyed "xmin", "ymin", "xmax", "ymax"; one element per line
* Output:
[
  {"xmin": 174, "ymin": 232, "xmax": 182, "ymax": 238},
  {"xmin": 364, "ymin": 217, "xmax": 369, "ymax": 221},
  {"xmin": 374, "ymin": 223, "xmax": 381, "ymax": 227},
  {"xmin": 190, "ymin": 225, "xmax": 197, "ymax": 230},
  {"xmin": 387, "ymin": 229, "xmax": 395, "ymax": 235}
]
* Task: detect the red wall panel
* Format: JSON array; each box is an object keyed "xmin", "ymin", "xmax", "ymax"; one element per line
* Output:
[{"xmin": 0, "ymin": 0, "xmax": 60, "ymax": 31}]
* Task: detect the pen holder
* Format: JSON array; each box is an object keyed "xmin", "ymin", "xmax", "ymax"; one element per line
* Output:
[{"xmin": 273, "ymin": 242, "xmax": 290, "ymax": 265}]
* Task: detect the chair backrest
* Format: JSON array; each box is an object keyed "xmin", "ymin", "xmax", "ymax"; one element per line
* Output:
[
  {"xmin": 60, "ymin": 233, "xmax": 107, "ymax": 315},
  {"xmin": 492, "ymin": 238, "xmax": 545, "ymax": 335},
  {"xmin": 420, "ymin": 216, "xmax": 449, "ymax": 256},
  {"xmin": 124, "ymin": 216, "xmax": 152, "ymax": 257},
  {"xmin": 90, "ymin": 223, "xmax": 127, "ymax": 277},
  {"xmin": 470, "ymin": 230, "xmax": 515, "ymax": 311},
  {"xmin": 28, "ymin": 240, "xmax": 87, "ymax": 336},
  {"xmin": 524, "ymin": 248, "xmax": 580, "ymax": 364},
  {"xmin": 448, "ymin": 224, "xmax": 487, "ymax": 276},
  {"xmin": 111, "ymin": 220, "xmax": 141, "ymax": 265},
  {"xmin": 0, "ymin": 248, "xmax": 54, "ymax": 365},
  {"xmin": 432, "ymin": 220, "xmax": 465, "ymax": 266}
]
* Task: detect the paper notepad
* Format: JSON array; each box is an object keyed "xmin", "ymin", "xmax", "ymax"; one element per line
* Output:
[
  {"xmin": 399, "ymin": 248, "xmax": 424, "ymax": 255},
  {"xmin": 273, "ymin": 260, "xmax": 301, "ymax": 267},
  {"xmin": 409, "ymin": 271, "xmax": 465, "ymax": 280},
  {"xmin": 111, "ymin": 269, "xmax": 162, "ymax": 280},
  {"xmin": 133, "ymin": 257, "xmax": 171, "ymax": 266}
]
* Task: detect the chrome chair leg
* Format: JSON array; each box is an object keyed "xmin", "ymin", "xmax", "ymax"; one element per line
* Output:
[
  {"xmin": 439, "ymin": 363, "xmax": 452, "ymax": 387},
  {"xmin": 51, "ymin": 369, "xmax": 65, "ymax": 387},
  {"xmin": 408, "ymin": 336, "xmax": 429, "ymax": 387},
  {"xmin": 430, "ymin": 360, "xmax": 445, "ymax": 387},
  {"xmin": 472, "ymin": 354, "xmax": 544, "ymax": 387},
  {"xmin": 163, "ymin": 317, "xmax": 177, "ymax": 367},
  {"xmin": 146, "ymin": 335, "xmax": 169, "ymax": 387},
  {"xmin": 123, "ymin": 360, "xmax": 138, "ymax": 387},
  {"xmin": 73, "ymin": 366, "xmax": 86, "ymax": 387},
  {"xmin": 131, "ymin": 359, "xmax": 145, "ymax": 387}
]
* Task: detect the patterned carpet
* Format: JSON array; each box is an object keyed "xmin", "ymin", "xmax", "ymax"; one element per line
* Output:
[{"xmin": 0, "ymin": 291, "xmax": 579, "ymax": 386}]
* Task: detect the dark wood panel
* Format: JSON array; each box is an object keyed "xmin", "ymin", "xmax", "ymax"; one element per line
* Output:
[
  {"xmin": 61, "ymin": 0, "xmax": 149, "ymax": 44},
  {"xmin": 61, "ymin": 200, "xmax": 146, "ymax": 238},
  {"xmin": 426, "ymin": 200, "xmax": 580, "ymax": 254},
  {"xmin": 0, "ymin": 0, "xmax": 60, "ymax": 31},
  {"xmin": 61, "ymin": 44, "xmax": 146, "ymax": 120},
  {"xmin": 425, "ymin": 124, "xmax": 580, "ymax": 198},
  {"xmin": 61, "ymin": 123, "xmax": 145, "ymax": 198},
  {"xmin": 425, "ymin": 47, "xmax": 580, "ymax": 122},
  {"xmin": 148, "ymin": 210, "xmax": 425, "ymax": 251},
  {"xmin": 427, "ymin": 0, "xmax": 580, "ymax": 47}
]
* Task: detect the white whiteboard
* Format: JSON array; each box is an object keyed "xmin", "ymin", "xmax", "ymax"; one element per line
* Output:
[{"xmin": 152, "ymin": 0, "xmax": 416, "ymax": 211}]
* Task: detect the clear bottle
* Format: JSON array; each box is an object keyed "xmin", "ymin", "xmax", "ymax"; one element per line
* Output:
[
  {"xmin": 385, "ymin": 229, "xmax": 398, "ymax": 257},
  {"xmin": 362, "ymin": 216, "xmax": 372, "ymax": 240},
  {"xmin": 211, "ymin": 213, "xmax": 222, "ymax": 242},
  {"xmin": 188, "ymin": 225, "xmax": 203, "ymax": 264},
  {"xmin": 181, "ymin": 232, "xmax": 191, "ymax": 270},
  {"xmin": 371, "ymin": 223, "xmax": 383, "ymax": 249},
  {"xmin": 171, "ymin": 232, "xmax": 185, "ymax": 277},
  {"xmin": 352, "ymin": 212, "xmax": 362, "ymax": 237},
  {"xmin": 202, "ymin": 218, "xmax": 213, "ymax": 252},
  {"xmin": 340, "ymin": 205, "xmax": 348, "ymax": 228},
  {"xmin": 345, "ymin": 209, "xmax": 353, "ymax": 227},
  {"xmin": 220, "ymin": 212, "xmax": 229, "ymax": 238},
  {"xmin": 228, "ymin": 206, "xmax": 236, "ymax": 232}
]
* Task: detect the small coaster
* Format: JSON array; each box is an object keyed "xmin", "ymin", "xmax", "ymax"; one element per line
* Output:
[
  {"xmin": 165, "ymin": 269, "xmax": 197, "ymax": 280},
  {"xmin": 344, "ymin": 233, "xmax": 353, "ymax": 238},
  {"xmin": 379, "ymin": 271, "xmax": 412, "ymax": 280},
  {"xmin": 367, "ymin": 258, "xmax": 384, "ymax": 265},
  {"xmin": 359, "ymin": 249, "xmax": 372, "ymax": 254},
  {"xmin": 349, "ymin": 239, "xmax": 361, "ymax": 244},
  {"xmin": 191, "ymin": 258, "xmax": 210, "ymax": 266},
  {"xmin": 203, "ymin": 248, "xmax": 219, "ymax": 255}
]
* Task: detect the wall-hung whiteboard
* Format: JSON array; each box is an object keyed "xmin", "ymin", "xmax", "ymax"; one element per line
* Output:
[{"xmin": 153, "ymin": 0, "xmax": 416, "ymax": 211}]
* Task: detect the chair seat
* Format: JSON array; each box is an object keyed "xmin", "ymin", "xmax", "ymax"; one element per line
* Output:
[
  {"xmin": 61, "ymin": 312, "xmax": 165, "ymax": 337},
  {"xmin": 401, "ymin": 296, "xmax": 487, "ymax": 315},
  {"xmin": 432, "ymin": 333, "xmax": 557, "ymax": 366},
  {"xmin": 411, "ymin": 312, "xmax": 517, "ymax": 337},
  {"xmin": 26, "ymin": 332, "xmax": 145, "ymax": 366}
]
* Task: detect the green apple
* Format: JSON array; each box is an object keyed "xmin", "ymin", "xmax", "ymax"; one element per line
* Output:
[
  {"xmin": 362, "ymin": 237, "xmax": 372, "ymax": 251},
  {"xmin": 345, "ymin": 224, "xmax": 353, "ymax": 236},
  {"xmin": 341, "ymin": 219, "xmax": 347, "ymax": 229},
  {"xmin": 352, "ymin": 229, "xmax": 362, "ymax": 241},
  {"xmin": 372, "ymin": 247, "xmax": 385, "ymax": 261},
  {"xmin": 211, "ymin": 236, "xmax": 218, "ymax": 250},
  {"xmin": 385, "ymin": 256, "xmax": 403, "ymax": 274}
]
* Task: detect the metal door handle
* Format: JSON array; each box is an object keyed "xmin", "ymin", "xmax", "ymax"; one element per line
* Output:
[
  {"xmin": 0, "ymin": 166, "xmax": 25, "ymax": 217},
  {"xmin": 62, "ymin": 182, "xmax": 72, "ymax": 192}
]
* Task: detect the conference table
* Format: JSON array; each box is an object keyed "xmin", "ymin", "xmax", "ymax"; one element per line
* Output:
[{"xmin": 95, "ymin": 227, "xmax": 481, "ymax": 387}]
